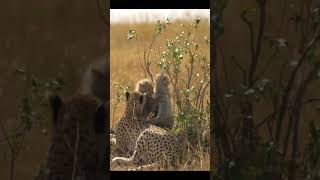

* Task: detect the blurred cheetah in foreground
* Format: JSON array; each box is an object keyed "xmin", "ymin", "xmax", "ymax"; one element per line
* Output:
[
  {"xmin": 80, "ymin": 58, "xmax": 108, "ymax": 103},
  {"xmin": 34, "ymin": 94, "xmax": 107, "ymax": 180},
  {"xmin": 112, "ymin": 91, "xmax": 181, "ymax": 170}
]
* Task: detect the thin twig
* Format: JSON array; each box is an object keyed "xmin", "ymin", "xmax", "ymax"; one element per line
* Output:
[
  {"xmin": 255, "ymin": 112, "xmax": 275, "ymax": 129},
  {"xmin": 0, "ymin": 119, "xmax": 13, "ymax": 151},
  {"xmin": 143, "ymin": 33, "xmax": 157, "ymax": 82},
  {"xmin": 72, "ymin": 121, "xmax": 80, "ymax": 180},
  {"xmin": 0, "ymin": 119, "xmax": 16, "ymax": 180},
  {"xmin": 241, "ymin": 11, "xmax": 256, "ymax": 84},
  {"xmin": 248, "ymin": 0, "xmax": 267, "ymax": 86},
  {"xmin": 230, "ymin": 56, "xmax": 247, "ymax": 84},
  {"xmin": 275, "ymin": 28, "xmax": 320, "ymax": 144},
  {"xmin": 254, "ymin": 47, "xmax": 279, "ymax": 83},
  {"xmin": 135, "ymin": 34, "xmax": 146, "ymax": 78},
  {"xmin": 285, "ymin": 63, "xmax": 320, "ymax": 158}
]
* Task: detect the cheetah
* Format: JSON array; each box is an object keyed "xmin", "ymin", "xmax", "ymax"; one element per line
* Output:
[
  {"xmin": 112, "ymin": 91, "xmax": 182, "ymax": 170},
  {"xmin": 114, "ymin": 91, "xmax": 150, "ymax": 157},
  {"xmin": 80, "ymin": 58, "xmax": 108, "ymax": 103},
  {"xmin": 34, "ymin": 94, "xmax": 107, "ymax": 180},
  {"xmin": 112, "ymin": 126, "xmax": 181, "ymax": 170},
  {"xmin": 134, "ymin": 78, "xmax": 158, "ymax": 119},
  {"xmin": 111, "ymin": 79, "xmax": 156, "ymax": 157},
  {"xmin": 148, "ymin": 73, "xmax": 174, "ymax": 129},
  {"xmin": 110, "ymin": 133, "xmax": 118, "ymax": 158}
]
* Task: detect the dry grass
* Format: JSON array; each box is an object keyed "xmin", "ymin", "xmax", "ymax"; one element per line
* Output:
[{"xmin": 110, "ymin": 19, "xmax": 210, "ymax": 171}]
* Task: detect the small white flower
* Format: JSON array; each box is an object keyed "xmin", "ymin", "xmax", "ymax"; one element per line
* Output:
[
  {"xmin": 229, "ymin": 161, "xmax": 235, "ymax": 168},
  {"xmin": 244, "ymin": 88, "xmax": 255, "ymax": 95}
]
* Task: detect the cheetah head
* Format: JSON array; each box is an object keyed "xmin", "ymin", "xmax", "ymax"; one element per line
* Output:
[
  {"xmin": 135, "ymin": 79, "xmax": 154, "ymax": 97},
  {"xmin": 49, "ymin": 94, "xmax": 107, "ymax": 174},
  {"xmin": 155, "ymin": 73, "xmax": 170, "ymax": 87},
  {"xmin": 125, "ymin": 91, "xmax": 147, "ymax": 116}
]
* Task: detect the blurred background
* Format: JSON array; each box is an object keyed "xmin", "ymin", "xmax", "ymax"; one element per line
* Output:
[
  {"xmin": 213, "ymin": 0, "xmax": 320, "ymax": 178},
  {"xmin": 0, "ymin": 1, "xmax": 107, "ymax": 179}
]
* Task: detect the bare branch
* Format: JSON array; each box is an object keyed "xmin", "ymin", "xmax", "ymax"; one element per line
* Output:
[
  {"xmin": 249, "ymin": 0, "xmax": 267, "ymax": 85},
  {"xmin": 275, "ymin": 29, "xmax": 320, "ymax": 144},
  {"xmin": 255, "ymin": 112, "xmax": 275, "ymax": 129},
  {"xmin": 230, "ymin": 56, "xmax": 247, "ymax": 84},
  {"xmin": 0, "ymin": 119, "xmax": 13, "ymax": 152},
  {"xmin": 241, "ymin": 11, "xmax": 256, "ymax": 84}
]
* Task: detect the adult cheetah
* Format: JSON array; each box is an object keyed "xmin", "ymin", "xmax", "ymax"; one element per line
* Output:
[
  {"xmin": 114, "ymin": 91, "xmax": 151, "ymax": 157},
  {"xmin": 112, "ymin": 91, "xmax": 182, "ymax": 170},
  {"xmin": 34, "ymin": 94, "xmax": 107, "ymax": 180}
]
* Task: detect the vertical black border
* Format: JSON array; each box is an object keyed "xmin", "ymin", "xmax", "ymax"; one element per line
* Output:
[
  {"xmin": 210, "ymin": 1, "xmax": 215, "ymax": 180},
  {"xmin": 106, "ymin": 0, "xmax": 111, "ymax": 179}
]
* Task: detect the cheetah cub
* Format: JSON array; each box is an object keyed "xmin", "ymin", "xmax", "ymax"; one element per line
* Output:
[
  {"xmin": 134, "ymin": 78, "xmax": 158, "ymax": 118},
  {"xmin": 148, "ymin": 73, "xmax": 173, "ymax": 129}
]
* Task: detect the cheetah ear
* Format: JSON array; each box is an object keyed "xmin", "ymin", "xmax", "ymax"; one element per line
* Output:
[
  {"xmin": 125, "ymin": 92, "xmax": 130, "ymax": 101},
  {"xmin": 49, "ymin": 95, "xmax": 63, "ymax": 126},
  {"xmin": 94, "ymin": 104, "xmax": 106, "ymax": 134}
]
